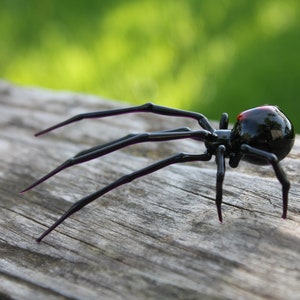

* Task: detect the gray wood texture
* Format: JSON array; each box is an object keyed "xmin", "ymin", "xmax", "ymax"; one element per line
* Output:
[{"xmin": 1, "ymin": 80, "xmax": 299, "ymax": 300}]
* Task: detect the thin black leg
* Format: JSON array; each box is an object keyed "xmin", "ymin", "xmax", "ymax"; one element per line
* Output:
[
  {"xmin": 74, "ymin": 127, "xmax": 195, "ymax": 157},
  {"xmin": 36, "ymin": 152, "xmax": 212, "ymax": 242},
  {"xmin": 35, "ymin": 103, "xmax": 215, "ymax": 136},
  {"xmin": 219, "ymin": 113, "xmax": 229, "ymax": 129},
  {"xmin": 228, "ymin": 151, "xmax": 244, "ymax": 168},
  {"xmin": 215, "ymin": 145, "xmax": 226, "ymax": 222},
  {"xmin": 240, "ymin": 144, "xmax": 290, "ymax": 218},
  {"xmin": 21, "ymin": 128, "xmax": 216, "ymax": 193}
]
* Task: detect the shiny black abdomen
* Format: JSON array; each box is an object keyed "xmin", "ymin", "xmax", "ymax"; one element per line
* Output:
[{"xmin": 231, "ymin": 106, "xmax": 295, "ymax": 165}]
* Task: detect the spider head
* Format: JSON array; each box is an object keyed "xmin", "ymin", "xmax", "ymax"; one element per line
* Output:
[{"xmin": 230, "ymin": 105, "xmax": 295, "ymax": 165}]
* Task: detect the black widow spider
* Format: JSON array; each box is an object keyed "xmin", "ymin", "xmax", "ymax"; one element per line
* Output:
[{"xmin": 21, "ymin": 103, "xmax": 295, "ymax": 242}]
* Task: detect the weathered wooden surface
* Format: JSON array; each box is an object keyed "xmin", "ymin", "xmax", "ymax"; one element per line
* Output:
[{"xmin": 0, "ymin": 80, "xmax": 299, "ymax": 300}]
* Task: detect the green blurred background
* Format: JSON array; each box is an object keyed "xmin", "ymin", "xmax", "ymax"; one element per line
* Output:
[{"xmin": 1, "ymin": 0, "xmax": 299, "ymax": 131}]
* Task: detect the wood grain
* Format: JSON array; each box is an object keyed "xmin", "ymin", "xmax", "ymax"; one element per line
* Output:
[{"xmin": 0, "ymin": 80, "xmax": 299, "ymax": 300}]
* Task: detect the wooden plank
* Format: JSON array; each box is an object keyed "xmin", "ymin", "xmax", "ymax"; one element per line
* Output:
[{"xmin": 0, "ymin": 80, "xmax": 299, "ymax": 300}]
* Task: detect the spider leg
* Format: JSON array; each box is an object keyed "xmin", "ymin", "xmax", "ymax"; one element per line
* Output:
[
  {"xmin": 215, "ymin": 145, "xmax": 226, "ymax": 222},
  {"xmin": 240, "ymin": 144, "xmax": 290, "ymax": 219},
  {"xmin": 35, "ymin": 102, "xmax": 215, "ymax": 136},
  {"xmin": 21, "ymin": 128, "xmax": 216, "ymax": 193},
  {"xmin": 74, "ymin": 127, "xmax": 194, "ymax": 157},
  {"xmin": 219, "ymin": 113, "xmax": 229, "ymax": 129},
  {"xmin": 36, "ymin": 151, "xmax": 212, "ymax": 242},
  {"xmin": 20, "ymin": 133, "xmax": 144, "ymax": 193}
]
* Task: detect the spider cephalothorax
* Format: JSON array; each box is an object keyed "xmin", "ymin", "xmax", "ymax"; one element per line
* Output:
[{"xmin": 21, "ymin": 103, "xmax": 294, "ymax": 242}]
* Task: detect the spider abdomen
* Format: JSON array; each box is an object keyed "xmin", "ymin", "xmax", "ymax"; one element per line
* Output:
[{"xmin": 231, "ymin": 105, "xmax": 295, "ymax": 165}]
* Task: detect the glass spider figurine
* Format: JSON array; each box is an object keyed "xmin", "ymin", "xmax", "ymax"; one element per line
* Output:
[{"xmin": 21, "ymin": 103, "xmax": 295, "ymax": 242}]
